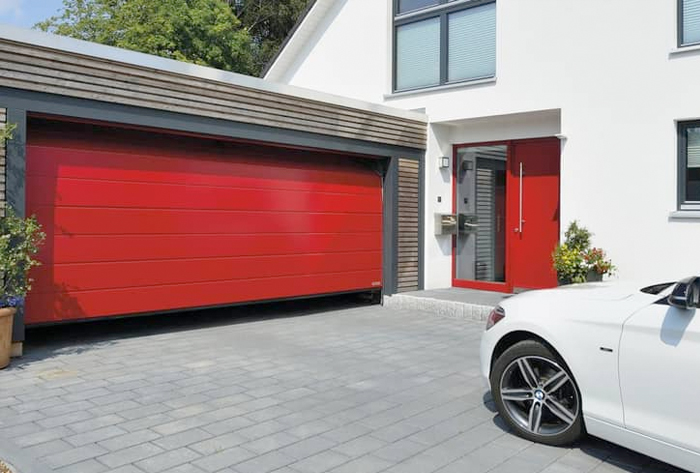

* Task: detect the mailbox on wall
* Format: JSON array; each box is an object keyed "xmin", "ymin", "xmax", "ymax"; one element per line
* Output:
[{"xmin": 435, "ymin": 214, "xmax": 458, "ymax": 235}]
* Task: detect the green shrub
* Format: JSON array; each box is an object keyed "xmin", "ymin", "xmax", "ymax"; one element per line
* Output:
[{"xmin": 0, "ymin": 207, "xmax": 46, "ymax": 307}]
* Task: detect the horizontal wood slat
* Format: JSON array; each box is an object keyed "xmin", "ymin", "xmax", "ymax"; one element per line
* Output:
[
  {"xmin": 0, "ymin": 40, "xmax": 427, "ymax": 149},
  {"xmin": 396, "ymin": 158, "xmax": 421, "ymax": 292}
]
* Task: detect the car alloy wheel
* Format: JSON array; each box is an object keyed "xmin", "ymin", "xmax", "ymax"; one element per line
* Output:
[
  {"xmin": 500, "ymin": 356, "xmax": 579, "ymax": 436},
  {"xmin": 491, "ymin": 340, "xmax": 584, "ymax": 446}
]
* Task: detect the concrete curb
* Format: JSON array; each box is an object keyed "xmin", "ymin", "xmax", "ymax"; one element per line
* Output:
[{"xmin": 383, "ymin": 293, "xmax": 495, "ymax": 322}]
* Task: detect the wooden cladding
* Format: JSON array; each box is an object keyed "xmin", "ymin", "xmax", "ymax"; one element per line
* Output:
[
  {"xmin": 396, "ymin": 158, "xmax": 420, "ymax": 292},
  {"xmin": 0, "ymin": 39, "xmax": 427, "ymax": 150},
  {"xmin": 0, "ymin": 107, "xmax": 6, "ymax": 217}
]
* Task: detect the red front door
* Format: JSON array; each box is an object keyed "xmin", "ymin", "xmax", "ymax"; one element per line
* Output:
[
  {"xmin": 507, "ymin": 139, "xmax": 560, "ymax": 290},
  {"xmin": 453, "ymin": 138, "xmax": 560, "ymax": 292}
]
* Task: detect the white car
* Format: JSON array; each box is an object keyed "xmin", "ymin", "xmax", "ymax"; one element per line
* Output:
[{"xmin": 480, "ymin": 277, "xmax": 700, "ymax": 472}]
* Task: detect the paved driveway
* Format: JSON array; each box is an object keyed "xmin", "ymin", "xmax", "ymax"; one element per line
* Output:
[{"xmin": 0, "ymin": 298, "xmax": 684, "ymax": 473}]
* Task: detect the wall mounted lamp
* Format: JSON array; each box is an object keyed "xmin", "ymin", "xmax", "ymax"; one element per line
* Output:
[{"xmin": 439, "ymin": 156, "xmax": 450, "ymax": 169}]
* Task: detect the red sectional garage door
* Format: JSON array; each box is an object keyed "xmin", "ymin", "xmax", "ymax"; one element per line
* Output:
[{"xmin": 25, "ymin": 118, "xmax": 383, "ymax": 324}]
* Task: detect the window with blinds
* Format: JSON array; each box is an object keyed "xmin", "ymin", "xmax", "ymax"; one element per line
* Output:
[
  {"xmin": 681, "ymin": 0, "xmax": 700, "ymax": 46},
  {"xmin": 683, "ymin": 124, "xmax": 700, "ymax": 204},
  {"xmin": 394, "ymin": 0, "xmax": 496, "ymax": 92}
]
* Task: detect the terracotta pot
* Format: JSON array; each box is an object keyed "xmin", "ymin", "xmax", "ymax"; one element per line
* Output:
[{"xmin": 0, "ymin": 307, "xmax": 17, "ymax": 369}]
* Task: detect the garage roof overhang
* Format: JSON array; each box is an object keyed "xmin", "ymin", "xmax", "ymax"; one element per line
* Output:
[{"xmin": 0, "ymin": 25, "xmax": 427, "ymax": 153}]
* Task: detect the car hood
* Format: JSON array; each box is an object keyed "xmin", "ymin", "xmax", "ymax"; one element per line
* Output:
[{"xmin": 500, "ymin": 280, "xmax": 667, "ymax": 323}]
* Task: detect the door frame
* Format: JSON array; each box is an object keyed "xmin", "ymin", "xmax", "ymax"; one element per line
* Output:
[{"xmin": 451, "ymin": 137, "xmax": 560, "ymax": 293}]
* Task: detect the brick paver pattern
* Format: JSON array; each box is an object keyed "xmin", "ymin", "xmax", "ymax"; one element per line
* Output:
[{"xmin": 0, "ymin": 302, "xmax": 685, "ymax": 473}]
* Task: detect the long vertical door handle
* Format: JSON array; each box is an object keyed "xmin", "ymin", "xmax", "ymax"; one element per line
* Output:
[{"xmin": 519, "ymin": 162, "xmax": 523, "ymax": 234}]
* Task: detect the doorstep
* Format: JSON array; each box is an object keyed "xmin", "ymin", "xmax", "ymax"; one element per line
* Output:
[{"xmin": 383, "ymin": 287, "xmax": 511, "ymax": 322}]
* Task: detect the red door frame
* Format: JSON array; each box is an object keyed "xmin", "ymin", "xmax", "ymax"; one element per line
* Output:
[{"xmin": 451, "ymin": 137, "xmax": 560, "ymax": 293}]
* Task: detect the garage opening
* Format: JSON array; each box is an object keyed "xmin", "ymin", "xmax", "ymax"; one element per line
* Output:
[{"xmin": 25, "ymin": 117, "xmax": 383, "ymax": 324}]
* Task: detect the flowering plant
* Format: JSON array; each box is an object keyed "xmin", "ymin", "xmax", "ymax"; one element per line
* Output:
[{"xmin": 553, "ymin": 221, "xmax": 615, "ymax": 284}]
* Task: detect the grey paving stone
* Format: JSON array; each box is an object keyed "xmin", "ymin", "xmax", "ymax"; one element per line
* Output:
[
  {"xmin": 332, "ymin": 436, "xmax": 387, "ymax": 458},
  {"xmin": 53, "ymin": 459, "xmax": 109, "ymax": 473},
  {"xmin": 135, "ymin": 447, "xmax": 201, "ymax": 473},
  {"xmin": 328, "ymin": 455, "xmax": 394, "ymax": 473},
  {"xmin": 97, "ymin": 442, "xmax": 164, "ymax": 469},
  {"xmin": 190, "ymin": 432, "xmax": 250, "ymax": 455},
  {"xmin": 290, "ymin": 449, "xmax": 351, "ymax": 473},
  {"xmin": 192, "ymin": 446, "xmax": 257, "ymax": 472},
  {"xmin": 98, "ymin": 429, "xmax": 161, "ymax": 451},
  {"xmin": 14, "ymin": 426, "xmax": 73, "ymax": 447},
  {"xmin": 233, "ymin": 450, "xmax": 297, "ymax": 473},
  {"xmin": 44, "ymin": 444, "xmax": 109, "ymax": 469},
  {"xmin": 279, "ymin": 435, "xmax": 337, "ymax": 461},
  {"xmin": 241, "ymin": 431, "xmax": 301, "ymax": 455},
  {"xmin": 65, "ymin": 425, "xmax": 127, "ymax": 447},
  {"xmin": 152, "ymin": 428, "xmax": 214, "ymax": 450}
]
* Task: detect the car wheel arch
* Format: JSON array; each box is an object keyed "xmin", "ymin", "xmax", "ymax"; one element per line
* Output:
[{"xmin": 491, "ymin": 330, "xmax": 568, "ymax": 375}]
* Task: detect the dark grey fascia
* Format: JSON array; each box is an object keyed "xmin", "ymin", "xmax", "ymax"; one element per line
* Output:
[
  {"xmin": 6, "ymin": 108, "xmax": 27, "ymax": 343},
  {"xmin": 0, "ymin": 88, "xmax": 425, "ymax": 160}
]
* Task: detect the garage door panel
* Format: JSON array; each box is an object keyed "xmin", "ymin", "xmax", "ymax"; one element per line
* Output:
[
  {"xmin": 32, "ymin": 251, "xmax": 383, "ymax": 293},
  {"xmin": 25, "ymin": 269, "xmax": 382, "ymax": 324},
  {"xmin": 40, "ymin": 233, "xmax": 382, "ymax": 264},
  {"xmin": 26, "ymin": 118, "xmax": 383, "ymax": 324},
  {"xmin": 27, "ymin": 147, "xmax": 380, "ymax": 195},
  {"xmin": 34, "ymin": 207, "xmax": 382, "ymax": 235},
  {"xmin": 28, "ymin": 176, "xmax": 381, "ymax": 213}
]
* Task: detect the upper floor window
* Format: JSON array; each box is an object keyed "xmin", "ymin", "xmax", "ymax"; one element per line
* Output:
[
  {"xmin": 680, "ymin": 0, "xmax": 700, "ymax": 46},
  {"xmin": 393, "ymin": 0, "xmax": 496, "ymax": 92},
  {"xmin": 678, "ymin": 121, "xmax": 700, "ymax": 209}
]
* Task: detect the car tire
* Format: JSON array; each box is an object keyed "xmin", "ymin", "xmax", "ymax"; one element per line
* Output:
[{"xmin": 490, "ymin": 339, "xmax": 585, "ymax": 446}]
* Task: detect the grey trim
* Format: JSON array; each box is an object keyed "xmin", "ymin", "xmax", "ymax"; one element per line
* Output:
[
  {"xmin": 418, "ymin": 153, "xmax": 426, "ymax": 290},
  {"xmin": 392, "ymin": 0, "xmax": 496, "ymax": 93},
  {"xmin": 383, "ymin": 157, "xmax": 399, "ymax": 297},
  {"xmin": 6, "ymin": 107, "xmax": 26, "ymax": 343},
  {"xmin": 260, "ymin": 0, "xmax": 318, "ymax": 78},
  {"xmin": 679, "ymin": 0, "xmax": 700, "ymax": 47},
  {"xmin": 677, "ymin": 120, "xmax": 700, "ymax": 208},
  {"xmin": 0, "ymin": 88, "xmax": 424, "ymax": 160},
  {"xmin": 679, "ymin": 0, "xmax": 684, "ymax": 47}
]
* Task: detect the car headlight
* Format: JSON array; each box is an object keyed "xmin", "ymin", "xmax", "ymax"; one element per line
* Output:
[{"xmin": 486, "ymin": 306, "xmax": 505, "ymax": 330}]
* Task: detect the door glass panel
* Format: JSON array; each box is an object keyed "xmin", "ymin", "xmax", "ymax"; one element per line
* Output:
[{"xmin": 455, "ymin": 145, "xmax": 507, "ymax": 282}]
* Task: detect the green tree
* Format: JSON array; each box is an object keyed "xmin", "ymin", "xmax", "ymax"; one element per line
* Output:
[
  {"xmin": 36, "ymin": 0, "xmax": 255, "ymax": 75},
  {"xmin": 229, "ymin": 0, "xmax": 311, "ymax": 75}
]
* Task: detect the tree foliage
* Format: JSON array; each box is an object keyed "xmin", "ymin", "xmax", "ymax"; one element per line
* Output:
[
  {"xmin": 229, "ymin": 0, "xmax": 311, "ymax": 74},
  {"xmin": 36, "ymin": 0, "xmax": 311, "ymax": 76},
  {"xmin": 36, "ymin": 0, "xmax": 256, "ymax": 75}
]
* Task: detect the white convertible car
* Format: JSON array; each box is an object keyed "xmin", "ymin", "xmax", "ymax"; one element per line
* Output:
[{"xmin": 480, "ymin": 276, "xmax": 700, "ymax": 472}]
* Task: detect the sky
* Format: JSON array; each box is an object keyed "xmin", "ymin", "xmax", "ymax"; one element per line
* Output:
[{"xmin": 0, "ymin": 0, "xmax": 64, "ymax": 28}]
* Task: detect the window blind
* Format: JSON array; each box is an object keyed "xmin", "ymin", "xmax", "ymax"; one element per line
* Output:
[
  {"xmin": 448, "ymin": 2, "xmax": 496, "ymax": 82},
  {"xmin": 398, "ymin": 0, "xmax": 439, "ymax": 14},
  {"xmin": 396, "ymin": 17, "xmax": 441, "ymax": 91},
  {"xmin": 684, "ymin": 0, "xmax": 700, "ymax": 45},
  {"xmin": 687, "ymin": 127, "xmax": 700, "ymax": 168}
]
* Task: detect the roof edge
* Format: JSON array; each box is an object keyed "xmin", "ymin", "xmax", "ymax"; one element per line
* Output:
[
  {"xmin": 0, "ymin": 24, "xmax": 427, "ymax": 123},
  {"xmin": 260, "ymin": 0, "xmax": 317, "ymax": 79}
]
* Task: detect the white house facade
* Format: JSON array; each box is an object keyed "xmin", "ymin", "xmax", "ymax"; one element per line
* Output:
[{"xmin": 266, "ymin": 0, "xmax": 700, "ymax": 293}]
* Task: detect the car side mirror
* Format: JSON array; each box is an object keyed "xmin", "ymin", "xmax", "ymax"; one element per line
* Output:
[{"xmin": 668, "ymin": 276, "xmax": 700, "ymax": 310}]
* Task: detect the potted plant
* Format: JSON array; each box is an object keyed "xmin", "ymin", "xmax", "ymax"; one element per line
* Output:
[
  {"xmin": 0, "ymin": 123, "xmax": 45, "ymax": 369},
  {"xmin": 553, "ymin": 221, "xmax": 614, "ymax": 285}
]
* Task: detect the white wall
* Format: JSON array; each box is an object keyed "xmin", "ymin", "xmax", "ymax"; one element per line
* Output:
[{"xmin": 278, "ymin": 0, "xmax": 700, "ymax": 286}]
